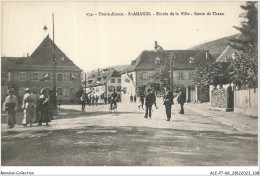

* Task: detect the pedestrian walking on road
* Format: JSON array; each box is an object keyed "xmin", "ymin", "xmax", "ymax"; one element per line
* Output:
[
  {"xmin": 95, "ymin": 95, "xmax": 99, "ymax": 106},
  {"xmin": 138, "ymin": 92, "xmax": 145, "ymax": 110},
  {"xmin": 38, "ymin": 89, "xmax": 51, "ymax": 126},
  {"xmin": 3, "ymin": 88, "xmax": 18, "ymax": 128},
  {"xmin": 163, "ymin": 86, "xmax": 174, "ymax": 121},
  {"xmin": 92, "ymin": 94, "xmax": 95, "ymax": 106},
  {"xmin": 130, "ymin": 94, "xmax": 133, "ymax": 103},
  {"xmin": 151, "ymin": 90, "xmax": 158, "ymax": 109},
  {"xmin": 134, "ymin": 95, "xmax": 136, "ymax": 103},
  {"xmin": 81, "ymin": 93, "xmax": 86, "ymax": 111},
  {"xmin": 144, "ymin": 89, "xmax": 154, "ymax": 119},
  {"xmin": 177, "ymin": 88, "xmax": 186, "ymax": 114},
  {"xmin": 22, "ymin": 88, "xmax": 35, "ymax": 126},
  {"xmin": 104, "ymin": 96, "xmax": 108, "ymax": 104}
]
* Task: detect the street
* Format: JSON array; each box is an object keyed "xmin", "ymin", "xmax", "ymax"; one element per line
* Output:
[{"xmin": 1, "ymin": 99, "xmax": 258, "ymax": 166}]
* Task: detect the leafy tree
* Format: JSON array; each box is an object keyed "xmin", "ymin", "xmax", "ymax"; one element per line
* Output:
[
  {"xmin": 229, "ymin": 1, "xmax": 258, "ymax": 87},
  {"xmin": 193, "ymin": 62, "xmax": 232, "ymax": 87},
  {"xmin": 153, "ymin": 64, "xmax": 170, "ymax": 90}
]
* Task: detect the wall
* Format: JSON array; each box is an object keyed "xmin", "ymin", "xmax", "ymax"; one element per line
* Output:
[
  {"xmin": 121, "ymin": 71, "xmax": 136, "ymax": 102},
  {"xmin": 234, "ymin": 88, "xmax": 258, "ymax": 117},
  {"xmin": 211, "ymin": 87, "xmax": 228, "ymax": 108},
  {"xmin": 172, "ymin": 70, "xmax": 194, "ymax": 87},
  {"xmin": 9, "ymin": 69, "xmax": 82, "ymax": 104}
]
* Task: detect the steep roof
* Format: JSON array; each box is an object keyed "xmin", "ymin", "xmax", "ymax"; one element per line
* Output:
[
  {"xmin": 22, "ymin": 35, "xmax": 81, "ymax": 71},
  {"xmin": 1, "ymin": 57, "xmax": 27, "ymax": 77},
  {"xmin": 85, "ymin": 68, "xmax": 120, "ymax": 88},
  {"xmin": 189, "ymin": 34, "xmax": 239, "ymax": 59},
  {"xmin": 215, "ymin": 34, "xmax": 242, "ymax": 62},
  {"xmin": 124, "ymin": 50, "xmax": 215, "ymax": 72}
]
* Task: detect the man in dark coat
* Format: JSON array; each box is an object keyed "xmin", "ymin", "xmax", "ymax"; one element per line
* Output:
[
  {"xmin": 163, "ymin": 86, "xmax": 174, "ymax": 121},
  {"xmin": 144, "ymin": 89, "xmax": 154, "ymax": 119},
  {"xmin": 177, "ymin": 88, "xmax": 186, "ymax": 114}
]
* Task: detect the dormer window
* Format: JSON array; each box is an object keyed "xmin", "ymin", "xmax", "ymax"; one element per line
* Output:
[
  {"xmin": 154, "ymin": 57, "xmax": 161, "ymax": 64},
  {"xmin": 188, "ymin": 57, "xmax": 195, "ymax": 64}
]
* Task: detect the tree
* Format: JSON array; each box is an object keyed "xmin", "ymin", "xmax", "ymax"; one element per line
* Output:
[
  {"xmin": 193, "ymin": 62, "xmax": 232, "ymax": 87},
  {"xmin": 229, "ymin": 1, "xmax": 258, "ymax": 87},
  {"xmin": 153, "ymin": 64, "xmax": 170, "ymax": 90}
]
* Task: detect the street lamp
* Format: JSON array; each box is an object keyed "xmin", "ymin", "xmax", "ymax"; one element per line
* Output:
[{"xmin": 43, "ymin": 13, "xmax": 57, "ymax": 112}]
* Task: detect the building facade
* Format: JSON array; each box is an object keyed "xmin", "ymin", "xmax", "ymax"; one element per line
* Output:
[
  {"xmin": 2, "ymin": 35, "xmax": 82, "ymax": 104},
  {"xmin": 85, "ymin": 68, "xmax": 121, "ymax": 102},
  {"xmin": 121, "ymin": 42, "xmax": 215, "ymax": 103}
]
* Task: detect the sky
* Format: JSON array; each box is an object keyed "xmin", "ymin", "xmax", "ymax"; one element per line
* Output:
[{"xmin": 1, "ymin": 1, "xmax": 245, "ymax": 72}]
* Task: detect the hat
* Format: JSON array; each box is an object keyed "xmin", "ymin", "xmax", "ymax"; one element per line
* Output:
[{"xmin": 25, "ymin": 88, "xmax": 31, "ymax": 92}]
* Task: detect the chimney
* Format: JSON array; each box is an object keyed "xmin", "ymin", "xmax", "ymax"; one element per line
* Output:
[
  {"xmin": 206, "ymin": 50, "xmax": 209, "ymax": 59},
  {"xmin": 27, "ymin": 52, "xmax": 29, "ymax": 58},
  {"xmin": 154, "ymin": 41, "xmax": 158, "ymax": 51}
]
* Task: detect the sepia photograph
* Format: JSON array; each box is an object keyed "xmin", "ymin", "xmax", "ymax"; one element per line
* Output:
[{"xmin": 1, "ymin": 1, "xmax": 259, "ymax": 175}]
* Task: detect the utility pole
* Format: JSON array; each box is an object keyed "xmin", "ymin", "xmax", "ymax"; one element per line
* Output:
[
  {"xmin": 85, "ymin": 73, "xmax": 87, "ymax": 93},
  {"xmin": 52, "ymin": 13, "xmax": 57, "ymax": 110},
  {"xmin": 169, "ymin": 52, "xmax": 175, "ymax": 92}
]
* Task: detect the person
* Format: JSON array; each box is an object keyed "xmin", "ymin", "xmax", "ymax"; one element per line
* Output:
[
  {"xmin": 177, "ymin": 88, "xmax": 186, "ymax": 114},
  {"xmin": 57, "ymin": 95, "xmax": 62, "ymax": 110},
  {"xmin": 92, "ymin": 94, "xmax": 95, "ymax": 106},
  {"xmin": 104, "ymin": 96, "xmax": 107, "ymax": 104},
  {"xmin": 118, "ymin": 94, "xmax": 121, "ymax": 102},
  {"xmin": 144, "ymin": 89, "xmax": 154, "ymax": 119},
  {"xmin": 95, "ymin": 95, "xmax": 99, "ymax": 106},
  {"xmin": 163, "ymin": 86, "xmax": 174, "ymax": 121},
  {"xmin": 38, "ymin": 89, "xmax": 51, "ymax": 126},
  {"xmin": 110, "ymin": 89, "xmax": 118, "ymax": 110},
  {"xmin": 130, "ymin": 94, "xmax": 133, "ymax": 103},
  {"xmin": 3, "ymin": 88, "xmax": 18, "ymax": 128},
  {"xmin": 80, "ymin": 93, "xmax": 86, "ymax": 111},
  {"xmin": 138, "ymin": 91, "xmax": 145, "ymax": 110},
  {"xmin": 151, "ymin": 90, "xmax": 158, "ymax": 109},
  {"xmin": 88, "ymin": 93, "xmax": 91, "ymax": 106},
  {"xmin": 22, "ymin": 88, "xmax": 35, "ymax": 126},
  {"xmin": 134, "ymin": 95, "xmax": 136, "ymax": 103}
]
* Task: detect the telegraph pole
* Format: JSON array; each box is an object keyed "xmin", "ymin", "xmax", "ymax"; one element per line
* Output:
[
  {"xmin": 169, "ymin": 52, "xmax": 175, "ymax": 92},
  {"xmin": 52, "ymin": 13, "xmax": 57, "ymax": 110}
]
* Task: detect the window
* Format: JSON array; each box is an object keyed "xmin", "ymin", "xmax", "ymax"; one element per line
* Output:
[
  {"xmin": 69, "ymin": 74, "xmax": 78, "ymax": 81},
  {"xmin": 118, "ymin": 79, "xmax": 121, "ymax": 83},
  {"xmin": 70, "ymin": 88, "xmax": 75, "ymax": 96},
  {"xmin": 141, "ymin": 72, "xmax": 148, "ymax": 80},
  {"xmin": 19, "ymin": 72, "xmax": 26, "ymax": 81},
  {"xmin": 41, "ymin": 73, "xmax": 50, "ymax": 81},
  {"xmin": 32, "ymin": 73, "xmax": 38, "ymax": 81},
  {"xmin": 188, "ymin": 72, "xmax": 192, "ymax": 79},
  {"xmin": 178, "ymin": 72, "xmax": 184, "ymax": 80},
  {"xmin": 111, "ymin": 79, "xmax": 115, "ymax": 83},
  {"xmin": 57, "ymin": 88, "xmax": 63, "ymax": 95},
  {"xmin": 188, "ymin": 57, "xmax": 195, "ymax": 64},
  {"xmin": 116, "ymin": 86, "xmax": 121, "ymax": 92},
  {"xmin": 154, "ymin": 57, "xmax": 161, "ymax": 64},
  {"xmin": 57, "ymin": 74, "xmax": 63, "ymax": 81},
  {"xmin": 108, "ymin": 86, "xmax": 115, "ymax": 92}
]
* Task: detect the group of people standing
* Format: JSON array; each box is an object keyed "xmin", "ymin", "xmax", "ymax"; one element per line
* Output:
[
  {"xmin": 138, "ymin": 86, "xmax": 186, "ymax": 121},
  {"xmin": 80, "ymin": 93, "xmax": 99, "ymax": 111},
  {"xmin": 2, "ymin": 88, "xmax": 52, "ymax": 128}
]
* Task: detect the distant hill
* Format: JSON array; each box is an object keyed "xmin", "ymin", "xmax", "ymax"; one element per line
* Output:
[
  {"xmin": 83, "ymin": 64, "xmax": 129, "ymax": 76},
  {"xmin": 189, "ymin": 34, "xmax": 239, "ymax": 59}
]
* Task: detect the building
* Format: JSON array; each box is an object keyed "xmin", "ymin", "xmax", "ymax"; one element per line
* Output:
[
  {"xmin": 85, "ymin": 68, "xmax": 121, "ymax": 102},
  {"xmin": 1, "ymin": 35, "xmax": 82, "ymax": 104},
  {"xmin": 121, "ymin": 42, "xmax": 215, "ymax": 103}
]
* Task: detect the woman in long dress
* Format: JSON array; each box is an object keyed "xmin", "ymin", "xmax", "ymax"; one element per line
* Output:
[
  {"xmin": 38, "ymin": 89, "xmax": 51, "ymax": 126},
  {"xmin": 22, "ymin": 88, "xmax": 35, "ymax": 126}
]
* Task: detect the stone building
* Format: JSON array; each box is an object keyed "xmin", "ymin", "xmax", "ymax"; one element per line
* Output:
[
  {"xmin": 1, "ymin": 35, "xmax": 82, "ymax": 104},
  {"xmin": 121, "ymin": 42, "xmax": 215, "ymax": 103}
]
